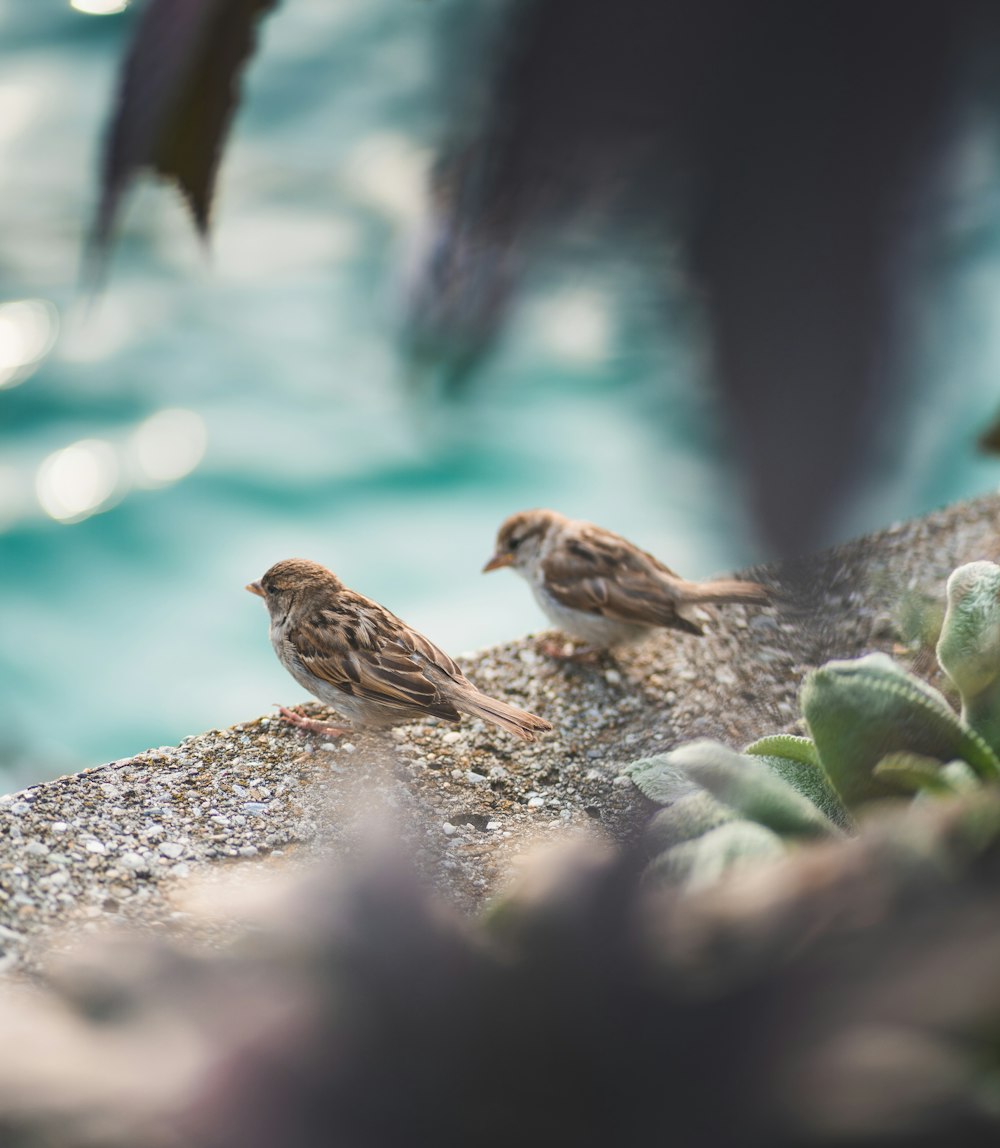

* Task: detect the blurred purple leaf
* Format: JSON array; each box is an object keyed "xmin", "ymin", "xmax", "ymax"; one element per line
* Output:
[{"xmin": 92, "ymin": 0, "xmax": 278, "ymax": 265}]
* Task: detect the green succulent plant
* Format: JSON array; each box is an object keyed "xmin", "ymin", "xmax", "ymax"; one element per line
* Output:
[
  {"xmin": 936, "ymin": 561, "xmax": 1000, "ymax": 756},
  {"xmin": 629, "ymin": 561, "xmax": 1000, "ymax": 890}
]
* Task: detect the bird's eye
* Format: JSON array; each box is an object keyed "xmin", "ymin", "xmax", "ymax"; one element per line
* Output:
[
  {"xmin": 509, "ymin": 536, "xmax": 521, "ymax": 551},
  {"xmin": 263, "ymin": 581, "xmax": 275, "ymax": 595}
]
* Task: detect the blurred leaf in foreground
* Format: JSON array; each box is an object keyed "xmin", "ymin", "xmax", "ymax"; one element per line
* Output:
[{"xmin": 91, "ymin": 0, "xmax": 278, "ymax": 271}]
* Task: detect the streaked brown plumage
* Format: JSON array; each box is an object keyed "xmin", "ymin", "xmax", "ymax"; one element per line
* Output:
[
  {"xmin": 247, "ymin": 558, "xmax": 551, "ymax": 741},
  {"xmin": 484, "ymin": 509, "xmax": 769, "ymax": 650}
]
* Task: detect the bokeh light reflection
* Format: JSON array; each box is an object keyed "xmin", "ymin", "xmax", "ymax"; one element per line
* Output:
[
  {"xmin": 0, "ymin": 299, "xmax": 59, "ymax": 390},
  {"xmin": 130, "ymin": 409, "xmax": 207, "ymax": 486},
  {"xmin": 35, "ymin": 440, "xmax": 120, "ymax": 524},
  {"xmin": 532, "ymin": 289, "xmax": 613, "ymax": 365},
  {"xmin": 69, "ymin": 0, "xmax": 129, "ymax": 15},
  {"xmin": 346, "ymin": 133, "xmax": 428, "ymax": 224}
]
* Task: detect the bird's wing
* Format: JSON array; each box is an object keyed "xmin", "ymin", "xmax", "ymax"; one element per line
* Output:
[
  {"xmin": 541, "ymin": 524, "xmax": 704, "ymax": 635},
  {"xmin": 286, "ymin": 595, "xmax": 465, "ymax": 721}
]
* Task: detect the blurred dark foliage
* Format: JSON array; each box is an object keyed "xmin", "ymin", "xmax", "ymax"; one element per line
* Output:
[
  {"xmin": 977, "ymin": 407, "xmax": 1000, "ymax": 454},
  {"xmin": 411, "ymin": 0, "xmax": 1000, "ymax": 554},
  {"xmin": 93, "ymin": 0, "xmax": 1000, "ymax": 550},
  {"xmin": 4, "ymin": 802, "xmax": 1000, "ymax": 1146},
  {"xmin": 92, "ymin": 0, "xmax": 275, "ymax": 266}
]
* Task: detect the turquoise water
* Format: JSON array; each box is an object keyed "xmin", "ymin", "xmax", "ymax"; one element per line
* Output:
[{"xmin": 4, "ymin": 1, "xmax": 1000, "ymax": 786}]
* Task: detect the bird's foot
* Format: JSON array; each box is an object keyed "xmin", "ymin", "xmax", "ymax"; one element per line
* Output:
[
  {"xmin": 538, "ymin": 638, "xmax": 603, "ymax": 663},
  {"xmin": 277, "ymin": 705, "xmax": 350, "ymax": 738}
]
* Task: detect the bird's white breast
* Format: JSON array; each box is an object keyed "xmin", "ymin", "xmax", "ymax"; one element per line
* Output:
[{"xmin": 532, "ymin": 583, "xmax": 650, "ymax": 648}]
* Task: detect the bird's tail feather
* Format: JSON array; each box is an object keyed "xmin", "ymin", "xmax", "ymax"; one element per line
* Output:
[
  {"xmin": 462, "ymin": 692, "xmax": 552, "ymax": 743},
  {"xmin": 683, "ymin": 578, "xmax": 770, "ymax": 606}
]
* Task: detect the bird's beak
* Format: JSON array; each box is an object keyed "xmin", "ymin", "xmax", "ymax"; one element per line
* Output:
[
  {"xmin": 246, "ymin": 581, "xmax": 265, "ymax": 598},
  {"xmin": 482, "ymin": 553, "xmax": 514, "ymax": 573}
]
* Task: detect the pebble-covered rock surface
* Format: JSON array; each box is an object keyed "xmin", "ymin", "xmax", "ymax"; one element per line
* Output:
[{"xmin": 3, "ymin": 492, "xmax": 1000, "ymax": 971}]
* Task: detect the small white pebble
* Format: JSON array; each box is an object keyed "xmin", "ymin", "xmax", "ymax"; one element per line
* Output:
[
  {"xmin": 527, "ymin": 796, "xmax": 545, "ymax": 809},
  {"xmin": 442, "ymin": 731, "xmax": 462, "ymax": 745},
  {"xmin": 238, "ymin": 845, "xmax": 259, "ymax": 858},
  {"xmin": 85, "ymin": 840, "xmax": 106, "ymax": 854},
  {"xmin": 465, "ymin": 771, "xmax": 488, "ymax": 785},
  {"xmin": 118, "ymin": 852, "xmax": 146, "ymax": 870},
  {"xmin": 24, "ymin": 841, "xmax": 49, "ymax": 856},
  {"xmin": 159, "ymin": 842, "xmax": 184, "ymax": 859},
  {"xmin": 50, "ymin": 821, "xmax": 68, "ymax": 833},
  {"xmin": 320, "ymin": 742, "xmax": 337, "ymax": 752},
  {"xmin": 450, "ymin": 769, "xmax": 463, "ymax": 780},
  {"xmin": 442, "ymin": 822, "xmax": 457, "ymax": 835},
  {"xmin": 604, "ymin": 669, "xmax": 622, "ymax": 685},
  {"xmin": 9, "ymin": 803, "xmax": 30, "ymax": 816},
  {"xmin": 341, "ymin": 743, "xmax": 356, "ymax": 754},
  {"xmin": 486, "ymin": 821, "xmax": 501, "ymax": 831}
]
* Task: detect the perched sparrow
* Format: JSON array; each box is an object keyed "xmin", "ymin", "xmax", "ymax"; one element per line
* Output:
[
  {"xmin": 484, "ymin": 509, "xmax": 770, "ymax": 653},
  {"xmin": 247, "ymin": 558, "xmax": 552, "ymax": 742}
]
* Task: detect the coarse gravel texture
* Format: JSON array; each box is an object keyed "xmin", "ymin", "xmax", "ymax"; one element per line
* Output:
[{"xmin": 2, "ymin": 491, "xmax": 1000, "ymax": 972}]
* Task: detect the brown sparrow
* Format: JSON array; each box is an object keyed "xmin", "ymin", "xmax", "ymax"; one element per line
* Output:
[
  {"xmin": 247, "ymin": 558, "xmax": 552, "ymax": 741},
  {"xmin": 483, "ymin": 509, "xmax": 770, "ymax": 653}
]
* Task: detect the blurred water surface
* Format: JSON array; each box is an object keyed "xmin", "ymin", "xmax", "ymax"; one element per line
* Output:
[{"xmin": 3, "ymin": 1, "xmax": 1000, "ymax": 784}]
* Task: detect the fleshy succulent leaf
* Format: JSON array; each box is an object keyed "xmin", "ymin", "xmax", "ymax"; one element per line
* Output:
[
  {"xmin": 645, "ymin": 820, "xmax": 786, "ymax": 890},
  {"xmin": 937, "ymin": 561, "xmax": 1000, "ymax": 757},
  {"xmin": 747, "ymin": 753, "xmax": 854, "ymax": 833},
  {"xmin": 940, "ymin": 760, "xmax": 981, "ymax": 793},
  {"xmin": 627, "ymin": 755, "xmax": 701, "ymax": 806},
  {"xmin": 645, "ymin": 790, "xmax": 738, "ymax": 853},
  {"xmin": 801, "ymin": 653, "xmax": 1000, "ymax": 809},
  {"xmin": 745, "ymin": 736, "xmax": 854, "ymax": 831},
  {"xmin": 745, "ymin": 734, "xmax": 821, "ymax": 767},
  {"xmin": 667, "ymin": 740, "xmax": 843, "ymax": 838},
  {"xmin": 873, "ymin": 752, "xmax": 954, "ymax": 794}
]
